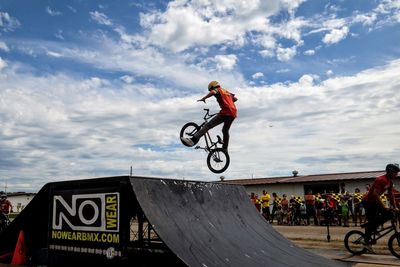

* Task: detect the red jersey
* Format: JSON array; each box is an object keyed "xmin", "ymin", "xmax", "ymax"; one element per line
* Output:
[
  {"xmin": 364, "ymin": 174, "xmax": 392, "ymax": 202},
  {"xmin": 215, "ymin": 88, "xmax": 237, "ymax": 118},
  {"xmin": 304, "ymin": 194, "xmax": 315, "ymax": 206}
]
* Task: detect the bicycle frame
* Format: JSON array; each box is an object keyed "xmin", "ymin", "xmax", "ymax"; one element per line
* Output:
[
  {"xmin": 194, "ymin": 109, "xmax": 222, "ymax": 153},
  {"xmin": 370, "ymin": 223, "xmax": 397, "ymax": 244},
  {"xmin": 363, "ymin": 212, "xmax": 400, "ymax": 244}
]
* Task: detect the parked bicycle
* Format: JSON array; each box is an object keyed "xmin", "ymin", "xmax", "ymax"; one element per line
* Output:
[
  {"xmin": 180, "ymin": 109, "xmax": 230, "ymax": 174},
  {"xmin": 344, "ymin": 210, "xmax": 400, "ymax": 258}
]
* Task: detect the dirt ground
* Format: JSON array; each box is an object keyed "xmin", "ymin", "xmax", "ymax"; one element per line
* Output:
[
  {"xmin": 272, "ymin": 223, "xmax": 400, "ymax": 266},
  {"xmin": 272, "ymin": 224, "xmax": 389, "ymax": 253}
]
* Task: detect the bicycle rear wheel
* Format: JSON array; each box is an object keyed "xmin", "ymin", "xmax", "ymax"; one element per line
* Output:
[
  {"xmin": 180, "ymin": 122, "xmax": 200, "ymax": 147},
  {"xmin": 388, "ymin": 233, "xmax": 400, "ymax": 258},
  {"xmin": 207, "ymin": 148, "xmax": 230, "ymax": 174},
  {"xmin": 344, "ymin": 230, "xmax": 367, "ymax": 255}
]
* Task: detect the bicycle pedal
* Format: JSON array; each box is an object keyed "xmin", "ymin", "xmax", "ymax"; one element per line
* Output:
[{"xmin": 194, "ymin": 146, "xmax": 200, "ymax": 149}]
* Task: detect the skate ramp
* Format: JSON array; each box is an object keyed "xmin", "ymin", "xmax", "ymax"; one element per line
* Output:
[
  {"xmin": 131, "ymin": 178, "xmax": 345, "ymax": 267},
  {"xmin": 0, "ymin": 176, "xmax": 348, "ymax": 266}
]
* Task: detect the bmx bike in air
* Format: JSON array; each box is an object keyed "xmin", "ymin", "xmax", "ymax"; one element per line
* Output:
[
  {"xmin": 180, "ymin": 109, "xmax": 230, "ymax": 174},
  {"xmin": 344, "ymin": 210, "xmax": 400, "ymax": 258}
]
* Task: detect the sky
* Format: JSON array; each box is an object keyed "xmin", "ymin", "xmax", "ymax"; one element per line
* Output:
[{"xmin": 0, "ymin": 0, "xmax": 400, "ymax": 192}]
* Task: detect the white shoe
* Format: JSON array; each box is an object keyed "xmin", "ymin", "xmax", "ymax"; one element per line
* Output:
[{"xmin": 181, "ymin": 137, "xmax": 195, "ymax": 147}]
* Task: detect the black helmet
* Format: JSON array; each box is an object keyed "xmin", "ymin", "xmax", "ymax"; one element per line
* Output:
[{"xmin": 386, "ymin": 163, "xmax": 400, "ymax": 173}]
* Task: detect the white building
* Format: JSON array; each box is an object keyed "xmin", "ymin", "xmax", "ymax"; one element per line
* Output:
[
  {"xmin": 3, "ymin": 192, "xmax": 36, "ymax": 213},
  {"xmin": 224, "ymin": 170, "xmax": 399, "ymax": 198}
]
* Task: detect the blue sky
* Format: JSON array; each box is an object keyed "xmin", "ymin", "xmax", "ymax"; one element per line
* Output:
[{"xmin": 0, "ymin": 0, "xmax": 400, "ymax": 192}]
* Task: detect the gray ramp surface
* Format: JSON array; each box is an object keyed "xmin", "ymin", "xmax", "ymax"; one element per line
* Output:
[{"xmin": 131, "ymin": 178, "xmax": 346, "ymax": 267}]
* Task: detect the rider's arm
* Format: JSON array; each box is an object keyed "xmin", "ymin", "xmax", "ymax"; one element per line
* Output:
[
  {"xmin": 197, "ymin": 90, "xmax": 217, "ymax": 102},
  {"xmin": 388, "ymin": 185, "xmax": 398, "ymax": 209}
]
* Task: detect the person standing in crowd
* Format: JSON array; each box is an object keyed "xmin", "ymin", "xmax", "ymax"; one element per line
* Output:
[
  {"xmin": 304, "ymin": 190, "xmax": 318, "ymax": 225},
  {"xmin": 0, "ymin": 194, "xmax": 12, "ymax": 227},
  {"xmin": 315, "ymin": 194, "xmax": 324, "ymax": 226},
  {"xmin": 326, "ymin": 189, "xmax": 337, "ymax": 225},
  {"xmin": 281, "ymin": 194, "xmax": 289, "ymax": 224},
  {"xmin": 353, "ymin": 188, "xmax": 363, "ymax": 226},
  {"xmin": 250, "ymin": 192, "xmax": 258, "ymax": 211},
  {"xmin": 261, "ymin": 190, "xmax": 271, "ymax": 221},
  {"xmin": 341, "ymin": 192, "xmax": 350, "ymax": 227},
  {"xmin": 270, "ymin": 192, "xmax": 279, "ymax": 223}
]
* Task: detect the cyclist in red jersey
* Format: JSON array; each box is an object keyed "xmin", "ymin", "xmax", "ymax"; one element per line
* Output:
[
  {"xmin": 362, "ymin": 163, "xmax": 399, "ymax": 252},
  {"xmin": 181, "ymin": 81, "xmax": 237, "ymax": 151},
  {"xmin": 0, "ymin": 194, "xmax": 12, "ymax": 227}
]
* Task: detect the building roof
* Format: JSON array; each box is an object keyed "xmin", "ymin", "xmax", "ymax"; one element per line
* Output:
[
  {"xmin": 2, "ymin": 192, "xmax": 36, "ymax": 197},
  {"xmin": 223, "ymin": 170, "xmax": 386, "ymax": 186}
]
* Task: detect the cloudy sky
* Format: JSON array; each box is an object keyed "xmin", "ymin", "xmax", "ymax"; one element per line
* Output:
[{"xmin": 1, "ymin": 0, "xmax": 400, "ymax": 192}]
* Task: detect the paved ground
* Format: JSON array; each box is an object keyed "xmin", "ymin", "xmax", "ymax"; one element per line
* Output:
[{"xmin": 272, "ymin": 224, "xmax": 400, "ymax": 266}]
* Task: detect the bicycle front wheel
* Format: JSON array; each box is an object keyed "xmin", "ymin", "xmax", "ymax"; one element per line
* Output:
[
  {"xmin": 180, "ymin": 122, "xmax": 200, "ymax": 147},
  {"xmin": 344, "ymin": 230, "xmax": 367, "ymax": 255},
  {"xmin": 207, "ymin": 148, "xmax": 230, "ymax": 174},
  {"xmin": 388, "ymin": 233, "xmax": 400, "ymax": 258}
]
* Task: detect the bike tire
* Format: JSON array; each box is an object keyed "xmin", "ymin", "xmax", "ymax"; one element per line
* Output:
[
  {"xmin": 344, "ymin": 230, "xmax": 367, "ymax": 255},
  {"xmin": 207, "ymin": 148, "xmax": 230, "ymax": 174},
  {"xmin": 180, "ymin": 122, "xmax": 200, "ymax": 147},
  {"xmin": 388, "ymin": 232, "xmax": 400, "ymax": 258}
]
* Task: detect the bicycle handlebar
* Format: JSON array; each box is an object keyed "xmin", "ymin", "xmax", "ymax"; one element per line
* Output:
[{"xmin": 203, "ymin": 108, "xmax": 217, "ymax": 120}]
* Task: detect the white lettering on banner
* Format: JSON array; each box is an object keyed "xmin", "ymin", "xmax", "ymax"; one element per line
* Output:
[{"xmin": 52, "ymin": 193, "xmax": 119, "ymax": 232}]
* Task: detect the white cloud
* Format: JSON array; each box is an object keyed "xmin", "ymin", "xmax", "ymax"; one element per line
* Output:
[
  {"xmin": 352, "ymin": 13, "xmax": 377, "ymax": 26},
  {"xmin": 298, "ymin": 74, "xmax": 317, "ymax": 86},
  {"xmin": 89, "ymin": 11, "xmax": 112, "ymax": 26},
  {"xmin": 120, "ymin": 75, "xmax": 134, "ymax": 84},
  {"xmin": 326, "ymin": 70, "xmax": 334, "ymax": 77},
  {"xmin": 67, "ymin": 6, "xmax": 77, "ymax": 13},
  {"xmin": 139, "ymin": 0, "xmax": 301, "ymax": 53},
  {"xmin": 323, "ymin": 26, "xmax": 349, "ymax": 44},
  {"xmin": 46, "ymin": 51, "xmax": 63, "ymax": 58},
  {"xmin": 0, "ymin": 57, "xmax": 7, "ymax": 70},
  {"xmin": 304, "ymin": 49, "xmax": 315, "ymax": 56},
  {"xmin": 0, "ymin": 41, "xmax": 9, "ymax": 52},
  {"xmin": 0, "ymin": 12, "xmax": 21, "ymax": 31},
  {"xmin": 1, "ymin": 58, "xmax": 400, "ymax": 189},
  {"xmin": 45, "ymin": 6, "xmax": 62, "ymax": 16},
  {"xmin": 259, "ymin": 49, "xmax": 274, "ymax": 58},
  {"xmin": 252, "ymin": 72, "xmax": 264, "ymax": 79},
  {"xmin": 277, "ymin": 17, "xmax": 306, "ymax": 44},
  {"xmin": 276, "ymin": 45, "xmax": 297, "ymax": 61},
  {"xmin": 214, "ymin": 54, "xmax": 238, "ymax": 71},
  {"xmin": 55, "ymin": 30, "xmax": 64, "ymax": 40}
]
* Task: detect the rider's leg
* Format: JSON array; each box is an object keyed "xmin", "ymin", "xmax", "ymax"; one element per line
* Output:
[
  {"xmin": 221, "ymin": 116, "xmax": 234, "ymax": 150},
  {"xmin": 377, "ymin": 206, "xmax": 394, "ymax": 225},
  {"xmin": 363, "ymin": 201, "xmax": 379, "ymax": 243},
  {"xmin": 191, "ymin": 115, "xmax": 224, "ymax": 143},
  {"xmin": 0, "ymin": 212, "xmax": 6, "ymax": 228}
]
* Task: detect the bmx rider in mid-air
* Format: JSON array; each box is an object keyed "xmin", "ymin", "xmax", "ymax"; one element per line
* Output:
[{"xmin": 181, "ymin": 81, "xmax": 237, "ymax": 152}]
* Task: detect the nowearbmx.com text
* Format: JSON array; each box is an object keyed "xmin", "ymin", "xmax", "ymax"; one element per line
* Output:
[{"xmin": 51, "ymin": 230, "xmax": 119, "ymax": 244}]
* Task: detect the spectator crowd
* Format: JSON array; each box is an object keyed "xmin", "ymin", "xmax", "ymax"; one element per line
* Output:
[{"xmin": 248, "ymin": 186, "xmax": 393, "ymax": 227}]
